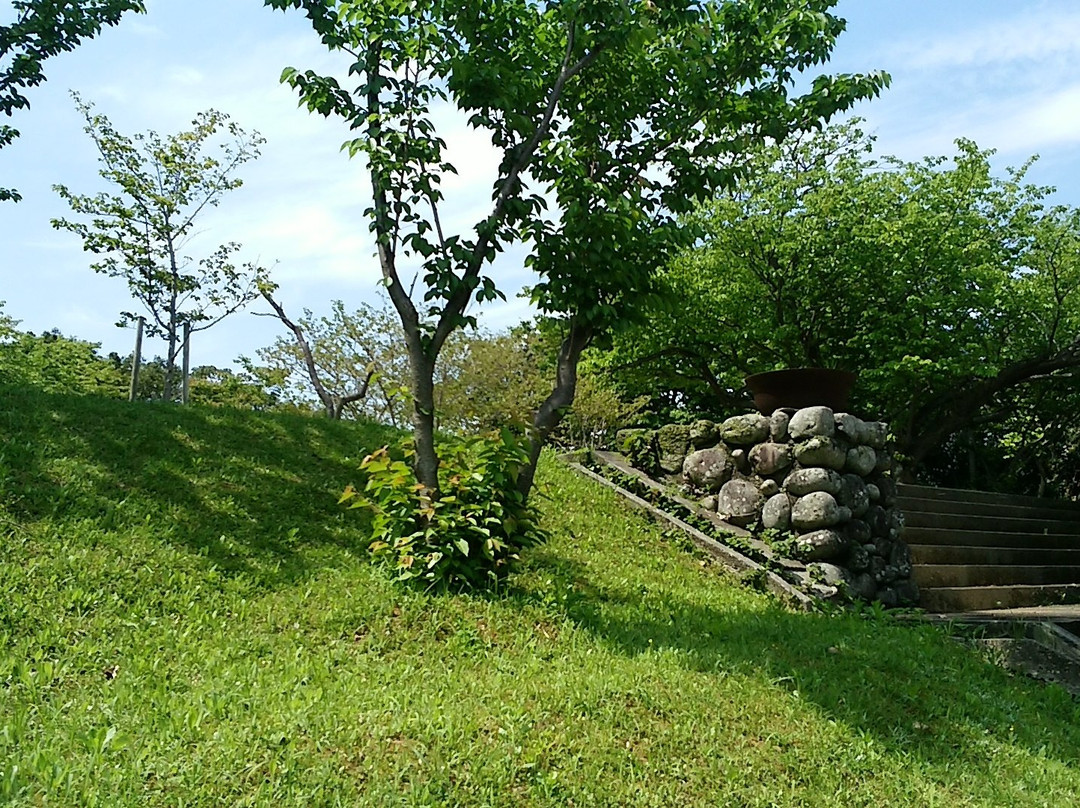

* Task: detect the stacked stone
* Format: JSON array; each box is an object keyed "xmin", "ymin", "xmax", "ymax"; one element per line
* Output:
[{"xmin": 622, "ymin": 407, "xmax": 917, "ymax": 606}]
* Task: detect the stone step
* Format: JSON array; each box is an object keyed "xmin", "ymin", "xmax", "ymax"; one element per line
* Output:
[
  {"xmin": 903, "ymin": 527, "xmax": 1080, "ymax": 549},
  {"xmin": 914, "ymin": 565, "xmax": 1080, "ymax": 588},
  {"xmin": 909, "ymin": 544, "xmax": 1080, "ymax": 566},
  {"xmin": 896, "ymin": 494, "xmax": 1080, "ymax": 523},
  {"xmin": 902, "ymin": 511, "xmax": 1080, "ymax": 535},
  {"xmin": 919, "ymin": 584, "xmax": 1080, "ymax": 613},
  {"xmin": 897, "ymin": 484, "xmax": 1080, "ymax": 514}
]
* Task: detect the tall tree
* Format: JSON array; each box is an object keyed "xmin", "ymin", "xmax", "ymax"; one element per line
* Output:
[
  {"xmin": 605, "ymin": 121, "xmax": 1080, "ymax": 478},
  {"xmin": 52, "ymin": 94, "xmax": 268, "ymax": 400},
  {"xmin": 268, "ymin": 0, "xmax": 886, "ymax": 500},
  {"xmin": 1, "ymin": 0, "xmax": 143, "ymax": 201}
]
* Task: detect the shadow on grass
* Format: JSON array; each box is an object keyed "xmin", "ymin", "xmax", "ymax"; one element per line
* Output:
[
  {"xmin": 0, "ymin": 384, "xmax": 397, "ymax": 585},
  {"xmin": 515, "ymin": 548, "xmax": 1080, "ymax": 777}
]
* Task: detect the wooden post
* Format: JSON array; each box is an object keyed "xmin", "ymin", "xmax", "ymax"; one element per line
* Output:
[
  {"xmin": 128, "ymin": 317, "xmax": 144, "ymax": 403},
  {"xmin": 181, "ymin": 322, "xmax": 191, "ymax": 405}
]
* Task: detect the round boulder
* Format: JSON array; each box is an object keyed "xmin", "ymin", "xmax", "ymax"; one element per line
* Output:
[
  {"xmin": 788, "ymin": 406, "xmax": 836, "ymax": 440},
  {"xmin": 769, "ymin": 409, "xmax": 791, "ymax": 442},
  {"xmin": 844, "ymin": 518, "xmax": 872, "ymax": 544},
  {"xmin": 717, "ymin": 479, "xmax": 765, "ymax": 527},
  {"xmin": 784, "ymin": 467, "xmax": 843, "ymax": 496},
  {"xmin": 793, "ymin": 436, "xmax": 847, "ymax": 470},
  {"xmin": 761, "ymin": 493, "xmax": 792, "ymax": 530},
  {"xmin": 791, "ymin": 491, "xmax": 843, "ymax": 530},
  {"xmin": 719, "ymin": 413, "xmax": 770, "ymax": 446},
  {"xmin": 749, "ymin": 442, "xmax": 793, "ymax": 476},
  {"xmin": 794, "ymin": 529, "xmax": 844, "ymax": 561},
  {"xmin": 689, "ymin": 419, "xmax": 719, "ymax": 449},
  {"xmin": 808, "ymin": 562, "xmax": 849, "ymax": 587},
  {"xmin": 859, "ymin": 421, "xmax": 889, "ymax": 449},
  {"xmin": 838, "ymin": 474, "xmax": 871, "ymax": 517},
  {"xmin": 682, "ymin": 447, "xmax": 735, "ymax": 492},
  {"xmin": 845, "ymin": 445, "xmax": 877, "ymax": 477},
  {"xmin": 656, "ymin": 423, "xmax": 692, "ymax": 474},
  {"xmin": 759, "ymin": 478, "xmax": 780, "ymax": 497},
  {"xmin": 834, "ymin": 412, "xmax": 864, "ymax": 443},
  {"xmin": 850, "ymin": 573, "xmax": 878, "ymax": 602},
  {"xmin": 846, "ymin": 543, "xmax": 871, "ymax": 573}
]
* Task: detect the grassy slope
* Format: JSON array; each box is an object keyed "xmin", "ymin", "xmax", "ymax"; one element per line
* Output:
[{"xmin": 1, "ymin": 385, "xmax": 1078, "ymax": 807}]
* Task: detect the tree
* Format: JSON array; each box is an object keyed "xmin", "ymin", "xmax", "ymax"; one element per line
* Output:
[
  {"xmin": 0, "ymin": 307, "xmax": 126, "ymax": 395},
  {"xmin": 605, "ymin": 121, "xmax": 1080, "ymax": 479},
  {"xmin": 252, "ymin": 291, "xmax": 409, "ymax": 422},
  {"xmin": 52, "ymin": 94, "xmax": 268, "ymax": 400},
  {"xmin": 269, "ymin": 0, "xmax": 886, "ymax": 502},
  {"xmin": 1, "ymin": 0, "xmax": 144, "ymax": 201}
]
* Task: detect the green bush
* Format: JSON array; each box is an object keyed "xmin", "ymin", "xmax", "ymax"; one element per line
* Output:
[{"xmin": 340, "ymin": 429, "xmax": 548, "ymax": 590}]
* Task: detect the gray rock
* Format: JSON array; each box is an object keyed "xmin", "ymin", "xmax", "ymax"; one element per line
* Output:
[
  {"xmin": 808, "ymin": 562, "xmax": 849, "ymax": 587},
  {"xmin": 845, "ymin": 519, "xmax": 872, "ymax": 544},
  {"xmin": 788, "ymin": 406, "xmax": 836, "ymax": 440},
  {"xmin": 791, "ymin": 491, "xmax": 843, "ymax": 530},
  {"xmin": 874, "ymin": 536, "xmax": 893, "ymax": 559},
  {"xmin": 717, "ymin": 479, "xmax": 765, "ymax": 527},
  {"xmin": 761, "ymin": 493, "xmax": 792, "ymax": 530},
  {"xmin": 719, "ymin": 413, "xmax": 770, "ymax": 446},
  {"xmin": 889, "ymin": 542, "xmax": 913, "ymax": 577},
  {"xmin": 838, "ymin": 474, "xmax": 871, "ymax": 517},
  {"xmin": 794, "ymin": 529, "xmax": 844, "ymax": 561},
  {"xmin": 894, "ymin": 579, "xmax": 920, "ymax": 606},
  {"xmin": 834, "ymin": 412, "xmax": 864, "ymax": 443},
  {"xmin": 784, "ymin": 467, "xmax": 843, "ymax": 496},
  {"xmin": 866, "ymin": 505, "xmax": 888, "ymax": 538},
  {"xmin": 860, "ymin": 421, "xmax": 889, "ymax": 449},
  {"xmin": 793, "ymin": 437, "xmax": 848, "ymax": 470},
  {"xmin": 870, "ymin": 555, "xmax": 888, "ymax": 583},
  {"xmin": 730, "ymin": 448, "xmax": 750, "ymax": 473},
  {"xmin": 700, "ymin": 495, "xmax": 718, "ymax": 512},
  {"xmin": 749, "ymin": 442, "xmax": 793, "ymax": 475},
  {"xmin": 769, "ymin": 409, "xmax": 791, "ymax": 442},
  {"xmin": 866, "ymin": 483, "xmax": 881, "ymax": 503},
  {"xmin": 850, "ymin": 573, "xmax": 878, "ymax": 601},
  {"xmin": 656, "ymin": 424, "xmax": 692, "ymax": 474},
  {"xmin": 877, "ymin": 586, "xmax": 899, "ymax": 608},
  {"xmin": 863, "ymin": 542, "xmax": 878, "ymax": 557},
  {"xmin": 846, "ymin": 543, "xmax": 871, "ymax": 573},
  {"xmin": 689, "ymin": 419, "xmax": 719, "ymax": 449},
  {"xmin": 874, "ymin": 450, "xmax": 893, "ymax": 474},
  {"xmin": 682, "ymin": 447, "xmax": 735, "ymax": 492},
  {"xmin": 759, "ymin": 478, "xmax": 780, "ymax": 497},
  {"xmin": 882, "ymin": 564, "xmax": 900, "ymax": 584},
  {"xmin": 845, "ymin": 445, "xmax": 877, "ymax": 477},
  {"xmin": 878, "ymin": 476, "xmax": 897, "ymax": 507}
]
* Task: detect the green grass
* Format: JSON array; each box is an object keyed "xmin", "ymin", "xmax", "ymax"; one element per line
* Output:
[{"xmin": 1, "ymin": 384, "xmax": 1078, "ymax": 806}]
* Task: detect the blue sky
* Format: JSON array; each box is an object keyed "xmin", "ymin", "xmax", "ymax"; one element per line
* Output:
[{"xmin": 3, "ymin": 0, "xmax": 1080, "ymax": 368}]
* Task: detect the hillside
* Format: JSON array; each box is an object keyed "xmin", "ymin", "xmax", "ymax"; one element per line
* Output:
[{"xmin": 1, "ymin": 385, "xmax": 1079, "ymax": 806}]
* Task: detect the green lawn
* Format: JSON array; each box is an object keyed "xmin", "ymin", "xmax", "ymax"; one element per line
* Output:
[{"xmin": 1, "ymin": 385, "xmax": 1078, "ymax": 806}]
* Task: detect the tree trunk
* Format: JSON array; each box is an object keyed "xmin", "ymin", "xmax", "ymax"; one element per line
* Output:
[
  {"xmin": 518, "ymin": 320, "xmax": 594, "ymax": 499},
  {"xmin": 409, "ymin": 348, "xmax": 440, "ymax": 493}
]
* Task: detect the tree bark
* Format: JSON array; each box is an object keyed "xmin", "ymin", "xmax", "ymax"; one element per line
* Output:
[{"xmin": 518, "ymin": 320, "xmax": 594, "ymax": 499}]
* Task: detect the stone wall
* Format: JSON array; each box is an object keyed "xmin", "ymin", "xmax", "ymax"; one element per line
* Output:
[{"xmin": 617, "ymin": 406, "xmax": 919, "ymax": 606}]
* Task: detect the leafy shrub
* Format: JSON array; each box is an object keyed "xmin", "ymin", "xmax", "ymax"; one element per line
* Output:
[{"xmin": 340, "ymin": 429, "xmax": 548, "ymax": 590}]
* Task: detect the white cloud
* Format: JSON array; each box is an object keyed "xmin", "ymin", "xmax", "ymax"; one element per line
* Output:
[{"xmin": 896, "ymin": 9, "xmax": 1080, "ymax": 70}]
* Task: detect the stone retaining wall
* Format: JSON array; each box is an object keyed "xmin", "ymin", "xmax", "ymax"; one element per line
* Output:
[{"xmin": 617, "ymin": 407, "xmax": 919, "ymax": 606}]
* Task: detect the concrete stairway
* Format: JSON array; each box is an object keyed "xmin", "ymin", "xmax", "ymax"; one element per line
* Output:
[{"xmin": 898, "ymin": 484, "xmax": 1080, "ymax": 613}]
